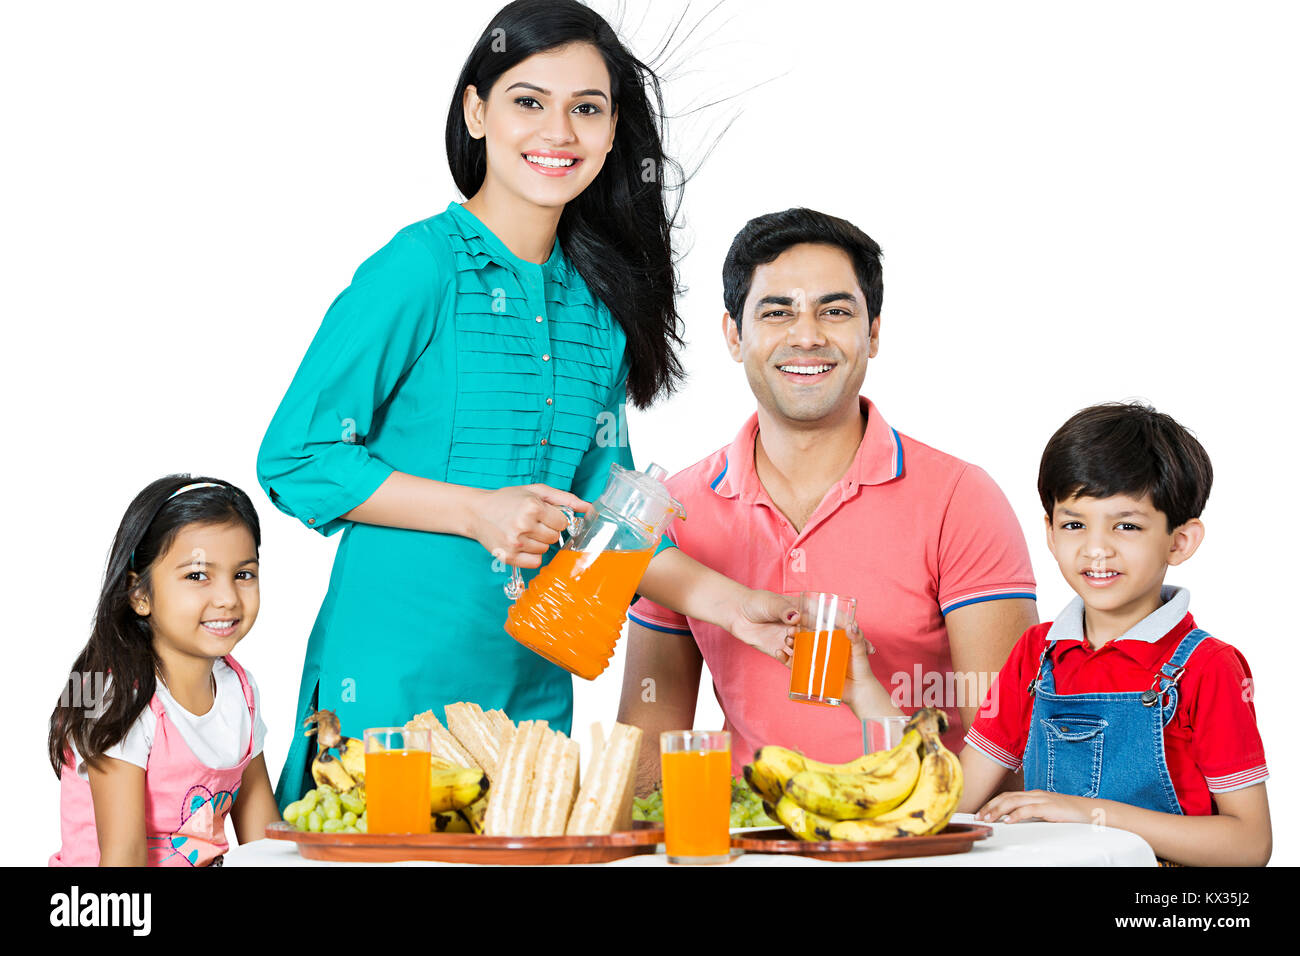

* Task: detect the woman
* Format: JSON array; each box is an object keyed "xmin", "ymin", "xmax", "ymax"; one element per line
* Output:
[{"xmin": 259, "ymin": 0, "xmax": 791, "ymax": 807}]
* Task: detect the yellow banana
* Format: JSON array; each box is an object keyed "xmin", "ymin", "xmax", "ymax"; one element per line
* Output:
[
  {"xmin": 826, "ymin": 740, "xmax": 963, "ymax": 841},
  {"xmin": 338, "ymin": 736, "xmax": 366, "ymax": 783},
  {"xmin": 783, "ymin": 733, "xmax": 923, "ymax": 820},
  {"xmin": 310, "ymin": 751, "xmax": 357, "ymax": 792},
  {"xmin": 433, "ymin": 810, "xmax": 473, "ymax": 833},
  {"xmin": 746, "ymin": 738, "xmax": 913, "ymax": 804},
  {"xmin": 430, "ymin": 766, "xmax": 489, "ymax": 813},
  {"xmin": 773, "ymin": 795, "xmax": 837, "ymax": 842},
  {"xmin": 459, "ymin": 795, "xmax": 489, "ymax": 834}
]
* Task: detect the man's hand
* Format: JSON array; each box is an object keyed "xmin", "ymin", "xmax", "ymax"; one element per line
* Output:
[
  {"xmin": 728, "ymin": 589, "xmax": 799, "ymax": 660},
  {"xmin": 976, "ymin": 789, "xmax": 1097, "ymax": 825}
]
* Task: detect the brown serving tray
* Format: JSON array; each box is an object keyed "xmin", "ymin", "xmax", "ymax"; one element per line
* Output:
[
  {"xmin": 265, "ymin": 821, "xmax": 665, "ymax": 865},
  {"xmin": 730, "ymin": 822, "xmax": 993, "ymax": 862}
]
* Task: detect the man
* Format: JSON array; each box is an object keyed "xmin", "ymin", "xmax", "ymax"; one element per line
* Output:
[{"xmin": 621, "ymin": 208, "xmax": 1039, "ymax": 793}]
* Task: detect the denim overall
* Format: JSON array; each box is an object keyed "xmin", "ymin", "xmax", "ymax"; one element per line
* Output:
[{"xmin": 1023, "ymin": 628, "xmax": 1210, "ymax": 814}]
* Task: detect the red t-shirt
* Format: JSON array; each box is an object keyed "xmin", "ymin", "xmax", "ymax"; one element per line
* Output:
[{"xmin": 965, "ymin": 592, "xmax": 1268, "ymax": 815}]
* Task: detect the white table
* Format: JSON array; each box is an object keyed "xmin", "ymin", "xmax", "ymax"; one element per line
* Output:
[{"xmin": 222, "ymin": 814, "xmax": 1157, "ymax": 867}]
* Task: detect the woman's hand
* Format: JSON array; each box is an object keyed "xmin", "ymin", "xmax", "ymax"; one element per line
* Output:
[
  {"xmin": 728, "ymin": 590, "xmax": 800, "ymax": 661},
  {"xmin": 468, "ymin": 484, "xmax": 590, "ymax": 568}
]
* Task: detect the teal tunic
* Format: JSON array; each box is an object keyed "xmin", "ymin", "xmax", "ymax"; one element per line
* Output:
[{"xmin": 258, "ymin": 202, "xmax": 662, "ymax": 807}]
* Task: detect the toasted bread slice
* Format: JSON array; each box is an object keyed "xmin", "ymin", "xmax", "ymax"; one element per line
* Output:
[
  {"xmin": 445, "ymin": 702, "xmax": 502, "ymax": 780},
  {"xmin": 565, "ymin": 722, "xmax": 643, "ymax": 835},
  {"xmin": 484, "ymin": 720, "xmax": 548, "ymax": 836},
  {"xmin": 406, "ymin": 710, "xmax": 474, "ymax": 768},
  {"xmin": 523, "ymin": 729, "xmax": 581, "ymax": 836}
]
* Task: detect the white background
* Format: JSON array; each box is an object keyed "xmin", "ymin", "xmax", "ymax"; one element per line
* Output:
[{"xmin": 4, "ymin": 0, "xmax": 1296, "ymax": 866}]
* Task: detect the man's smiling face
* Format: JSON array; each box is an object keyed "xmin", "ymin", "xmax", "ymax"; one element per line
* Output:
[{"xmin": 725, "ymin": 242, "xmax": 878, "ymax": 426}]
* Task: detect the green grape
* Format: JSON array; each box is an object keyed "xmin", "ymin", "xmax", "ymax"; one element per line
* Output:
[
  {"xmin": 356, "ymin": 812, "xmax": 367, "ymax": 834},
  {"xmin": 282, "ymin": 800, "xmax": 304, "ymax": 824},
  {"xmin": 339, "ymin": 790, "xmax": 366, "ymax": 815},
  {"xmin": 323, "ymin": 793, "xmax": 342, "ymax": 821},
  {"xmin": 322, "ymin": 818, "xmax": 346, "ymax": 833},
  {"xmin": 306, "ymin": 810, "xmax": 324, "ymax": 833},
  {"xmin": 341, "ymin": 826, "xmax": 359, "ymax": 834},
  {"xmin": 342, "ymin": 810, "xmax": 358, "ymax": 827},
  {"xmin": 299, "ymin": 789, "xmax": 319, "ymax": 813}
]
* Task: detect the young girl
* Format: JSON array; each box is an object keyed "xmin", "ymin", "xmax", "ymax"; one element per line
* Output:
[
  {"xmin": 258, "ymin": 0, "xmax": 795, "ymax": 808},
  {"xmin": 48, "ymin": 476, "xmax": 280, "ymax": 866}
]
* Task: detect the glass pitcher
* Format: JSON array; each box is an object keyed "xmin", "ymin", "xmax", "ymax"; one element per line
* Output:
[{"xmin": 504, "ymin": 462, "xmax": 685, "ymax": 680}]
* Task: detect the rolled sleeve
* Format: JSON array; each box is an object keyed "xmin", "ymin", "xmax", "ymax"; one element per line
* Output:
[{"xmin": 257, "ymin": 232, "xmax": 445, "ymax": 536}]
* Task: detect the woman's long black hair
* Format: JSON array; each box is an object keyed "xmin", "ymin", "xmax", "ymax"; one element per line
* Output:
[
  {"xmin": 47, "ymin": 475, "xmax": 261, "ymax": 777},
  {"xmin": 446, "ymin": 0, "xmax": 687, "ymax": 409}
]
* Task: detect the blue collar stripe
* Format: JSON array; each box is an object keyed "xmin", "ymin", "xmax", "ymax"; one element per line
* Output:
[{"xmin": 710, "ymin": 456, "xmax": 729, "ymax": 491}]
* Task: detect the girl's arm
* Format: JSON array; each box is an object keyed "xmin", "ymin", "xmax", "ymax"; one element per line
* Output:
[
  {"xmin": 976, "ymin": 783, "xmax": 1272, "ymax": 866},
  {"xmin": 87, "ymin": 756, "xmax": 147, "ymax": 867},
  {"xmin": 230, "ymin": 753, "xmax": 281, "ymax": 845}
]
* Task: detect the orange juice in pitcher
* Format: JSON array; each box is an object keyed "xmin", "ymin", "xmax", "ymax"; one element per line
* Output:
[{"xmin": 505, "ymin": 463, "xmax": 684, "ymax": 680}]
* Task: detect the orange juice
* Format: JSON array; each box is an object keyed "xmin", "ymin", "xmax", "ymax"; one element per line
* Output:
[
  {"xmin": 661, "ymin": 748, "xmax": 731, "ymax": 860},
  {"xmin": 505, "ymin": 547, "xmax": 654, "ymax": 679},
  {"xmin": 789, "ymin": 628, "xmax": 849, "ymax": 705},
  {"xmin": 365, "ymin": 750, "xmax": 431, "ymax": 834}
]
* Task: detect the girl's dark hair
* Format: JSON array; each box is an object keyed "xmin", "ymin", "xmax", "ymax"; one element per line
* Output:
[
  {"xmin": 722, "ymin": 207, "xmax": 884, "ymax": 335},
  {"xmin": 1038, "ymin": 403, "xmax": 1213, "ymax": 532},
  {"xmin": 47, "ymin": 475, "xmax": 261, "ymax": 778},
  {"xmin": 446, "ymin": 0, "xmax": 686, "ymax": 409}
]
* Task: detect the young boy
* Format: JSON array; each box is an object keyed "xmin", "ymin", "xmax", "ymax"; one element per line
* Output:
[{"xmin": 955, "ymin": 402, "xmax": 1271, "ymax": 866}]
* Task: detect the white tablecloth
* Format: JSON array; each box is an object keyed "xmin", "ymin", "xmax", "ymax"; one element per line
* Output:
[{"xmin": 222, "ymin": 814, "xmax": 1157, "ymax": 867}]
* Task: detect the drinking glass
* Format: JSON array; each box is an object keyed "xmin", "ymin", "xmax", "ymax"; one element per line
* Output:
[
  {"xmin": 788, "ymin": 591, "xmax": 857, "ymax": 706},
  {"xmin": 363, "ymin": 727, "xmax": 431, "ymax": 834},
  {"xmin": 660, "ymin": 730, "xmax": 731, "ymax": 864}
]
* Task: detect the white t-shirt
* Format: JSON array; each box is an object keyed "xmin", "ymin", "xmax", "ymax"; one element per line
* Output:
[{"xmin": 71, "ymin": 658, "xmax": 267, "ymax": 780}]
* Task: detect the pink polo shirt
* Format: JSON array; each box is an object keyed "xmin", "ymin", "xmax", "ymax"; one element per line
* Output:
[{"xmin": 629, "ymin": 397, "xmax": 1036, "ymax": 772}]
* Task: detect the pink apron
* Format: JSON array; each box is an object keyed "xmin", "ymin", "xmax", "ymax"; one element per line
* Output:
[{"xmin": 50, "ymin": 655, "xmax": 256, "ymax": 867}]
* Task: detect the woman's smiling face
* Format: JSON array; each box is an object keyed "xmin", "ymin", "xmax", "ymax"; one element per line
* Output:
[{"xmin": 463, "ymin": 42, "xmax": 618, "ymax": 211}]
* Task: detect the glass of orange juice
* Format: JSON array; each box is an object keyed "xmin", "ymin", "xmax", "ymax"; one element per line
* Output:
[
  {"xmin": 364, "ymin": 727, "xmax": 431, "ymax": 834},
  {"xmin": 660, "ymin": 730, "xmax": 731, "ymax": 865},
  {"xmin": 788, "ymin": 591, "xmax": 857, "ymax": 706}
]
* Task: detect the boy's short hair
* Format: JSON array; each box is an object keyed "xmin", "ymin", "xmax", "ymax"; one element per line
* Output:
[
  {"xmin": 722, "ymin": 208, "xmax": 883, "ymax": 334},
  {"xmin": 1038, "ymin": 402, "xmax": 1213, "ymax": 532}
]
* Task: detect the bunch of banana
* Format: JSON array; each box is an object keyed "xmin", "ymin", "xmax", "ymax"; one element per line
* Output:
[
  {"xmin": 747, "ymin": 707, "xmax": 963, "ymax": 842},
  {"xmin": 303, "ymin": 708, "xmax": 488, "ymax": 815},
  {"xmin": 305, "ymin": 709, "xmax": 366, "ymax": 793},
  {"xmin": 429, "ymin": 756, "xmax": 489, "ymax": 814}
]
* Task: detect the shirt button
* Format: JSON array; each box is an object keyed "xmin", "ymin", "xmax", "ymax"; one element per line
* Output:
[
  {"xmin": 545, "ymin": 398, "xmax": 553, "ymax": 405},
  {"xmin": 542, "ymin": 353, "xmax": 551, "ymax": 362},
  {"xmin": 307, "ymin": 518, "xmax": 315, "ymax": 525},
  {"xmin": 535, "ymin": 315, "xmax": 544, "ymax": 323},
  {"xmin": 540, "ymin": 438, "xmax": 548, "ymax": 446}
]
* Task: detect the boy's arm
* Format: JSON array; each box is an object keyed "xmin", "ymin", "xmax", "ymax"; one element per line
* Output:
[
  {"xmin": 975, "ymin": 783, "xmax": 1272, "ymax": 866},
  {"xmin": 231, "ymin": 753, "xmax": 281, "ymax": 844},
  {"xmin": 957, "ymin": 745, "xmax": 1018, "ymax": 814}
]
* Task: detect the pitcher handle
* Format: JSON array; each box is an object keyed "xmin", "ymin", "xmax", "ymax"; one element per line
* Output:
[{"xmin": 504, "ymin": 508, "xmax": 583, "ymax": 601}]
